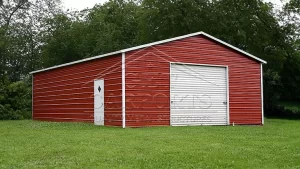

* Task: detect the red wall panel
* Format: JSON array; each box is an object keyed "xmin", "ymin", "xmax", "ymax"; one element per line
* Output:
[
  {"xmin": 33, "ymin": 34, "xmax": 262, "ymax": 127},
  {"xmin": 125, "ymin": 35, "xmax": 262, "ymax": 127},
  {"xmin": 33, "ymin": 54, "xmax": 122, "ymax": 126}
]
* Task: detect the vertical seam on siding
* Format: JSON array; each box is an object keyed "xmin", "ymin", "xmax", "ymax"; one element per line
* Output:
[
  {"xmin": 122, "ymin": 52, "xmax": 126, "ymax": 128},
  {"xmin": 261, "ymin": 64, "xmax": 264, "ymax": 125}
]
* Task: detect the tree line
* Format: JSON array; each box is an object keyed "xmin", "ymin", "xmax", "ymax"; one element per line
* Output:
[{"xmin": 0, "ymin": 0, "xmax": 299, "ymax": 119}]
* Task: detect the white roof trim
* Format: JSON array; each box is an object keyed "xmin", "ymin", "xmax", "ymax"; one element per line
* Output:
[
  {"xmin": 30, "ymin": 31, "xmax": 266, "ymax": 74},
  {"xmin": 201, "ymin": 32, "xmax": 267, "ymax": 64}
]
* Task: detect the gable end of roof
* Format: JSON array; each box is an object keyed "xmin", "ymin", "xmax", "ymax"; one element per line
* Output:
[{"xmin": 30, "ymin": 31, "xmax": 266, "ymax": 74}]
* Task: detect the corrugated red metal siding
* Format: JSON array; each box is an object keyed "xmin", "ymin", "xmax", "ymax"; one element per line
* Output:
[
  {"xmin": 33, "ymin": 54, "xmax": 122, "ymax": 126},
  {"xmin": 125, "ymin": 35, "xmax": 262, "ymax": 127}
]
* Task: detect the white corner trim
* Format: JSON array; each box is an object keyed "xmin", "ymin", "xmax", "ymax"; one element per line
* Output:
[
  {"xmin": 122, "ymin": 52, "xmax": 126, "ymax": 128},
  {"xmin": 261, "ymin": 64, "xmax": 264, "ymax": 125},
  {"xmin": 30, "ymin": 31, "xmax": 267, "ymax": 74},
  {"xmin": 169, "ymin": 62, "xmax": 172, "ymax": 126},
  {"xmin": 32, "ymin": 75, "xmax": 33, "ymax": 120},
  {"xmin": 226, "ymin": 66, "xmax": 230, "ymax": 125}
]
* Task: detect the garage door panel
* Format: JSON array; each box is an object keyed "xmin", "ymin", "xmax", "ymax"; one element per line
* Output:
[
  {"xmin": 172, "ymin": 103, "xmax": 226, "ymax": 109},
  {"xmin": 171, "ymin": 85, "xmax": 227, "ymax": 89},
  {"xmin": 170, "ymin": 64, "xmax": 228, "ymax": 126},
  {"xmin": 171, "ymin": 111, "xmax": 227, "ymax": 116},
  {"xmin": 171, "ymin": 116, "xmax": 227, "ymax": 126},
  {"xmin": 171, "ymin": 91, "xmax": 227, "ymax": 95},
  {"xmin": 172, "ymin": 106, "xmax": 227, "ymax": 109},
  {"xmin": 172, "ymin": 67, "xmax": 226, "ymax": 73},
  {"xmin": 171, "ymin": 75, "xmax": 227, "ymax": 80},
  {"xmin": 171, "ymin": 78, "xmax": 225, "ymax": 83},
  {"xmin": 171, "ymin": 99, "xmax": 226, "ymax": 102},
  {"xmin": 171, "ymin": 73, "xmax": 226, "ymax": 79}
]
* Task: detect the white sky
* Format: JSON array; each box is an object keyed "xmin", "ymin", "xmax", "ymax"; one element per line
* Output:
[
  {"xmin": 63, "ymin": 0, "xmax": 108, "ymax": 10},
  {"xmin": 63, "ymin": 0, "xmax": 288, "ymax": 11}
]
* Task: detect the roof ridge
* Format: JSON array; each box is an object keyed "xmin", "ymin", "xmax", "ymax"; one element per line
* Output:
[{"xmin": 30, "ymin": 31, "xmax": 266, "ymax": 74}]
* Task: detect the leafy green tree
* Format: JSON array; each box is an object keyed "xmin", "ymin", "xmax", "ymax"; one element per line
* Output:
[
  {"xmin": 138, "ymin": 0, "xmax": 286, "ymax": 69},
  {"xmin": 41, "ymin": 14, "xmax": 84, "ymax": 67},
  {"xmin": 41, "ymin": 0, "xmax": 140, "ymax": 67},
  {"xmin": 0, "ymin": 76, "xmax": 32, "ymax": 120},
  {"xmin": 86, "ymin": 0, "xmax": 139, "ymax": 55},
  {"xmin": 0, "ymin": 0, "xmax": 62, "ymax": 81},
  {"xmin": 0, "ymin": 0, "xmax": 61, "ymax": 119},
  {"xmin": 138, "ymin": 0, "xmax": 212, "ymax": 43},
  {"xmin": 278, "ymin": 0, "xmax": 300, "ymax": 101}
]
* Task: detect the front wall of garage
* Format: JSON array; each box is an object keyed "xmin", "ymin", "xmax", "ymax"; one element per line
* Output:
[
  {"xmin": 125, "ymin": 35, "xmax": 262, "ymax": 127},
  {"xmin": 33, "ymin": 54, "xmax": 122, "ymax": 126}
]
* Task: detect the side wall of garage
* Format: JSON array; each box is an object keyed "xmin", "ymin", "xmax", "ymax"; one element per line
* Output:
[
  {"xmin": 125, "ymin": 35, "xmax": 262, "ymax": 127},
  {"xmin": 33, "ymin": 54, "xmax": 123, "ymax": 126}
]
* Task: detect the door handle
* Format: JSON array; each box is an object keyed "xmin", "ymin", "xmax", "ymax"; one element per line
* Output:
[{"xmin": 223, "ymin": 101, "xmax": 227, "ymax": 105}]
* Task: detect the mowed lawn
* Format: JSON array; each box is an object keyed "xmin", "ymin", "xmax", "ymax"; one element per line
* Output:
[{"xmin": 0, "ymin": 119, "xmax": 300, "ymax": 169}]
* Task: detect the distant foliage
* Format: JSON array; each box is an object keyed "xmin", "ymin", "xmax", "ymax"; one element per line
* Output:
[
  {"xmin": 0, "ymin": 77, "xmax": 32, "ymax": 120},
  {"xmin": 265, "ymin": 104, "xmax": 300, "ymax": 120}
]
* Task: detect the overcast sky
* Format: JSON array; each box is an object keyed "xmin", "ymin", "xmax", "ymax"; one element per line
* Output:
[
  {"xmin": 63, "ymin": 0, "xmax": 107, "ymax": 10},
  {"xmin": 63, "ymin": 0, "xmax": 288, "ymax": 11}
]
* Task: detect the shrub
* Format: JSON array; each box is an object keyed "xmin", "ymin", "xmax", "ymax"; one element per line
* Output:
[
  {"xmin": 0, "ymin": 77, "xmax": 32, "ymax": 120},
  {"xmin": 265, "ymin": 104, "xmax": 300, "ymax": 120}
]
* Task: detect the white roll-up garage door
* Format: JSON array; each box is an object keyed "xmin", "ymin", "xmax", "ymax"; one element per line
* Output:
[{"xmin": 170, "ymin": 63, "xmax": 228, "ymax": 126}]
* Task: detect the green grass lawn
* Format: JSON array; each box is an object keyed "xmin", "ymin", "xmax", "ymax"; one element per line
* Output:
[{"xmin": 0, "ymin": 119, "xmax": 300, "ymax": 169}]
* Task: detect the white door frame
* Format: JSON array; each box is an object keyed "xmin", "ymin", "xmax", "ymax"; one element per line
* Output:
[
  {"xmin": 169, "ymin": 62, "xmax": 230, "ymax": 125},
  {"xmin": 94, "ymin": 79, "xmax": 104, "ymax": 125}
]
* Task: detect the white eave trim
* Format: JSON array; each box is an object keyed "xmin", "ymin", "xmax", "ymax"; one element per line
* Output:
[
  {"xmin": 30, "ymin": 50, "xmax": 123, "ymax": 74},
  {"xmin": 201, "ymin": 32, "xmax": 267, "ymax": 64},
  {"xmin": 30, "ymin": 31, "xmax": 267, "ymax": 74}
]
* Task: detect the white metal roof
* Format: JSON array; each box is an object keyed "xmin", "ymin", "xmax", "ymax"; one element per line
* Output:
[{"xmin": 30, "ymin": 31, "xmax": 267, "ymax": 74}]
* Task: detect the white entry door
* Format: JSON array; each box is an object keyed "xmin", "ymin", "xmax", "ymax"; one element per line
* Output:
[
  {"xmin": 94, "ymin": 79, "xmax": 104, "ymax": 125},
  {"xmin": 170, "ymin": 63, "xmax": 228, "ymax": 126}
]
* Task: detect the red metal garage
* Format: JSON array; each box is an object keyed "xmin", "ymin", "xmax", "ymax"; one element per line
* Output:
[{"xmin": 31, "ymin": 32, "xmax": 267, "ymax": 128}]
